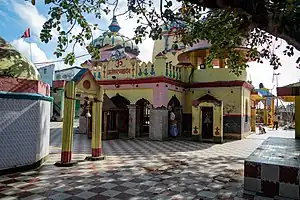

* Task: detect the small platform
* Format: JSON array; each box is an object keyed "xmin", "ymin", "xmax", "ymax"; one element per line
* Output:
[{"xmin": 244, "ymin": 137, "xmax": 300, "ymax": 199}]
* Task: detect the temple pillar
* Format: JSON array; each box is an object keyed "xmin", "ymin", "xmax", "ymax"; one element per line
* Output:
[
  {"xmin": 128, "ymin": 104, "xmax": 137, "ymax": 138},
  {"xmin": 86, "ymin": 86, "xmax": 104, "ymax": 160},
  {"xmin": 295, "ymin": 96, "xmax": 300, "ymax": 139},
  {"xmin": 263, "ymin": 100, "xmax": 268, "ymax": 125},
  {"xmin": 103, "ymin": 111, "xmax": 108, "ymax": 140},
  {"xmin": 251, "ymin": 106, "xmax": 256, "ymax": 132},
  {"xmin": 149, "ymin": 107, "xmax": 169, "ymax": 140},
  {"xmin": 219, "ymin": 59, "xmax": 225, "ymax": 68},
  {"xmin": 136, "ymin": 106, "xmax": 141, "ymax": 137},
  {"xmin": 269, "ymin": 98, "xmax": 275, "ymax": 128},
  {"xmin": 55, "ymin": 81, "xmax": 76, "ymax": 166}
]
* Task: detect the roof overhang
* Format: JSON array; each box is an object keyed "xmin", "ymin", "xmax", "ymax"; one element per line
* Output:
[
  {"xmin": 276, "ymin": 82, "xmax": 300, "ymax": 103},
  {"xmin": 251, "ymin": 91, "xmax": 263, "ymax": 101}
]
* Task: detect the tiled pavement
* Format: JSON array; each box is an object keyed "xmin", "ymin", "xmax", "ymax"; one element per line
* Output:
[{"xmin": 0, "ymin": 123, "xmax": 295, "ymax": 200}]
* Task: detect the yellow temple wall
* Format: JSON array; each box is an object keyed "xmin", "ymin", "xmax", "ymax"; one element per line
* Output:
[
  {"xmin": 190, "ymin": 86, "xmax": 251, "ymax": 138},
  {"xmin": 105, "ymin": 88, "xmax": 154, "ymax": 105},
  {"xmin": 193, "ymin": 68, "xmax": 247, "ymax": 83},
  {"xmin": 152, "ymin": 36, "xmax": 185, "ymax": 66},
  {"xmin": 191, "ymin": 87, "xmax": 242, "ymax": 114},
  {"xmin": 241, "ymin": 87, "xmax": 251, "ymax": 134}
]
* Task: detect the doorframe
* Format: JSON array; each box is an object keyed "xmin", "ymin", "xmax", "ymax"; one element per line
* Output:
[
  {"xmin": 200, "ymin": 106, "xmax": 214, "ymax": 140},
  {"xmin": 192, "ymin": 94, "xmax": 224, "ymax": 143}
]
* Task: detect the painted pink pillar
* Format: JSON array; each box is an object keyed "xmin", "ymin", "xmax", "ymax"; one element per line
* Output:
[{"xmin": 153, "ymin": 83, "xmax": 168, "ymax": 108}]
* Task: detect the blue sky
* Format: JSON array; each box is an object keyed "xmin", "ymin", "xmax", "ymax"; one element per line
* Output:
[{"xmin": 0, "ymin": 0, "xmax": 299, "ymax": 90}]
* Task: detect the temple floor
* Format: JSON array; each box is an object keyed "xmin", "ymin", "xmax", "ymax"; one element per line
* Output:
[{"xmin": 0, "ymin": 123, "xmax": 295, "ymax": 200}]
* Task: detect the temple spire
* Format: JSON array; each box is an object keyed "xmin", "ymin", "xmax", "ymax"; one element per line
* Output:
[{"xmin": 108, "ymin": 16, "xmax": 121, "ymax": 33}]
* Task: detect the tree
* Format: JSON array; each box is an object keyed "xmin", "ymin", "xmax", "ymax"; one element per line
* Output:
[{"xmin": 36, "ymin": 0, "xmax": 300, "ymax": 75}]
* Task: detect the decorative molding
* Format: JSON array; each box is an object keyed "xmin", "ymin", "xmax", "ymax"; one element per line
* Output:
[{"xmin": 0, "ymin": 92, "xmax": 53, "ymax": 102}]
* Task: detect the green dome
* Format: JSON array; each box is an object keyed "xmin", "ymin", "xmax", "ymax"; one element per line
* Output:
[
  {"xmin": 0, "ymin": 37, "xmax": 40, "ymax": 80},
  {"xmin": 91, "ymin": 16, "xmax": 139, "ymax": 56}
]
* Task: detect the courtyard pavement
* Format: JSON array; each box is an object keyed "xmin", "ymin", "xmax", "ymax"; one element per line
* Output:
[{"xmin": 0, "ymin": 123, "xmax": 295, "ymax": 200}]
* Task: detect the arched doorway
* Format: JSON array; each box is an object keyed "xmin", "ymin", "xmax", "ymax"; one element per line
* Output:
[
  {"xmin": 111, "ymin": 94, "xmax": 130, "ymax": 138},
  {"xmin": 136, "ymin": 98, "xmax": 151, "ymax": 136},
  {"xmin": 167, "ymin": 95, "xmax": 183, "ymax": 137}
]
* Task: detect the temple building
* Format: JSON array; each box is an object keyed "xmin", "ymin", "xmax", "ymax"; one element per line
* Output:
[{"xmin": 76, "ymin": 16, "xmax": 256, "ymax": 143}]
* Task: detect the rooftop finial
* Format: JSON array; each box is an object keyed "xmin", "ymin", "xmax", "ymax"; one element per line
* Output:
[{"xmin": 108, "ymin": 16, "xmax": 121, "ymax": 33}]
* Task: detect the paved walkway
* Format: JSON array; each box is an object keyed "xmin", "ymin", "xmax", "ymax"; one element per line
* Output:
[{"xmin": 0, "ymin": 123, "xmax": 295, "ymax": 200}]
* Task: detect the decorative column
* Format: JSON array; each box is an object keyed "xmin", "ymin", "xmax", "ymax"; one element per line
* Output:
[
  {"xmin": 103, "ymin": 111, "xmax": 108, "ymax": 140},
  {"xmin": 295, "ymin": 96, "xmax": 300, "ymax": 139},
  {"xmin": 191, "ymin": 105, "xmax": 201, "ymax": 141},
  {"xmin": 263, "ymin": 99, "xmax": 268, "ymax": 125},
  {"xmin": 55, "ymin": 81, "xmax": 76, "ymax": 167},
  {"xmin": 86, "ymin": 86, "xmax": 105, "ymax": 161},
  {"xmin": 136, "ymin": 106, "xmax": 141, "ymax": 137},
  {"xmin": 149, "ymin": 107, "xmax": 169, "ymax": 140},
  {"xmin": 269, "ymin": 98, "xmax": 275, "ymax": 128},
  {"xmin": 128, "ymin": 104, "xmax": 137, "ymax": 138},
  {"xmin": 219, "ymin": 59, "xmax": 225, "ymax": 68},
  {"xmin": 59, "ymin": 89, "xmax": 64, "ymax": 121},
  {"xmin": 250, "ymin": 106, "xmax": 256, "ymax": 132}
]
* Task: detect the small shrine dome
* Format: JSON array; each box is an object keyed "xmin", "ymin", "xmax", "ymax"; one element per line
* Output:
[
  {"xmin": 162, "ymin": 20, "xmax": 187, "ymax": 36},
  {"xmin": 0, "ymin": 37, "xmax": 40, "ymax": 80},
  {"xmin": 91, "ymin": 16, "xmax": 139, "ymax": 56}
]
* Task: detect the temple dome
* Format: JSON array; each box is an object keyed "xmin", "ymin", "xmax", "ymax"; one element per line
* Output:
[
  {"xmin": 162, "ymin": 20, "xmax": 187, "ymax": 36},
  {"xmin": 91, "ymin": 16, "xmax": 139, "ymax": 56},
  {"xmin": 0, "ymin": 37, "xmax": 40, "ymax": 80}
]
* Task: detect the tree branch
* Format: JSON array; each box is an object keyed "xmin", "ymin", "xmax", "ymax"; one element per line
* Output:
[{"xmin": 190, "ymin": 0, "xmax": 300, "ymax": 51}]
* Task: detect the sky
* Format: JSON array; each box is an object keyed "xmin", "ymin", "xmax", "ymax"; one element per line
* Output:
[{"xmin": 0, "ymin": 0, "xmax": 299, "ymax": 93}]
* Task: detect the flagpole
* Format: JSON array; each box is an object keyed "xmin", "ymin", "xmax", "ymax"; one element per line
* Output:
[{"xmin": 29, "ymin": 37, "xmax": 33, "ymax": 64}]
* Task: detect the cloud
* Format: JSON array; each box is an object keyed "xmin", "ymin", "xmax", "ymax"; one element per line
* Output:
[
  {"xmin": 247, "ymin": 38, "xmax": 300, "ymax": 91},
  {"xmin": 11, "ymin": 38, "xmax": 49, "ymax": 64},
  {"xmin": 12, "ymin": 1, "xmax": 47, "ymax": 39}
]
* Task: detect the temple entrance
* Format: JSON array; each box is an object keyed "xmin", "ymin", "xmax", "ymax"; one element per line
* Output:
[
  {"xmin": 79, "ymin": 96, "xmax": 93, "ymax": 138},
  {"xmin": 192, "ymin": 94, "xmax": 223, "ymax": 143},
  {"xmin": 136, "ymin": 98, "xmax": 150, "ymax": 136},
  {"xmin": 201, "ymin": 106, "xmax": 214, "ymax": 139},
  {"xmin": 168, "ymin": 95, "xmax": 183, "ymax": 137},
  {"xmin": 111, "ymin": 94, "xmax": 130, "ymax": 138}
]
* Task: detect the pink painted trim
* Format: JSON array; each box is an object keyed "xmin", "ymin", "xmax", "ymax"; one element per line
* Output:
[
  {"xmin": 0, "ymin": 77, "xmax": 50, "ymax": 96},
  {"xmin": 103, "ymin": 82, "xmax": 185, "ymax": 108}
]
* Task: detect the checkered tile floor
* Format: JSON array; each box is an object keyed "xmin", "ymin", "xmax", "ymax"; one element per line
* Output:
[{"xmin": 0, "ymin": 123, "xmax": 294, "ymax": 200}]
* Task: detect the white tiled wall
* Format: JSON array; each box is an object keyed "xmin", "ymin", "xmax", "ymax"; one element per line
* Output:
[{"xmin": 0, "ymin": 98, "xmax": 50, "ymax": 171}]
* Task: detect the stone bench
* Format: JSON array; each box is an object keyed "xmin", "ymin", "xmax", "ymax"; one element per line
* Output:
[{"xmin": 244, "ymin": 137, "xmax": 300, "ymax": 199}]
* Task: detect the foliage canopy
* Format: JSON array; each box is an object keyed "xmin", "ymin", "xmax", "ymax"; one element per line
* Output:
[{"xmin": 37, "ymin": 0, "xmax": 300, "ymax": 75}]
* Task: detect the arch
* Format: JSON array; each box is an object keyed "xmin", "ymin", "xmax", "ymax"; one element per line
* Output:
[
  {"xmin": 110, "ymin": 93, "xmax": 130, "ymax": 138},
  {"xmin": 193, "ymin": 94, "xmax": 221, "ymax": 107},
  {"xmin": 110, "ymin": 93, "xmax": 130, "ymax": 109},
  {"xmin": 136, "ymin": 98, "xmax": 151, "ymax": 107},
  {"xmin": 136, "ymin": 98, "xmax": 151, "ymax": 135},
  {"xmin": 168, "ymin": 95, "xmax": 181, "ymax": 107}
]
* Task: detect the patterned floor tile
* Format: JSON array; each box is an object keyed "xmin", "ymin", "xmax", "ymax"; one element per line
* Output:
[
  {"xmin": 114, "ymin": 192, "xmax": 136, "ymax": 199},
  {"xmin": 0, "ymin": 197, "xmax": 18, "ymax": 200},
  {"xmin": 48, "ymin": 192, "xmax": 72, "ymax": 200},
  {"xmin": 75, "ymin": 191, "xmax": 97, "ymax": 199},
  {"xmin": 99, "ymin": 183, "xmax": 118, "ymax": 190},
  {"xmin": 0, "ymin": 124, "xmax": 293, "ymax": 200},
  {"xmin": 19, "ymin": 194, "xmax": 46, "ymax": 200},
  {"xmin": 100, "ymin": 190, "xmax": 121, "ymax": 197}
]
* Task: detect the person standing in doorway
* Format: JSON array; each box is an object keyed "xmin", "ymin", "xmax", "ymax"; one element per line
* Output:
[
  {"xmin": 169, "ymin": 106, "xmax": 178, "ymax": 137},
  {"xmin": 273, "ymin": 113, "xmax": 279, "ymax": 130}
]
